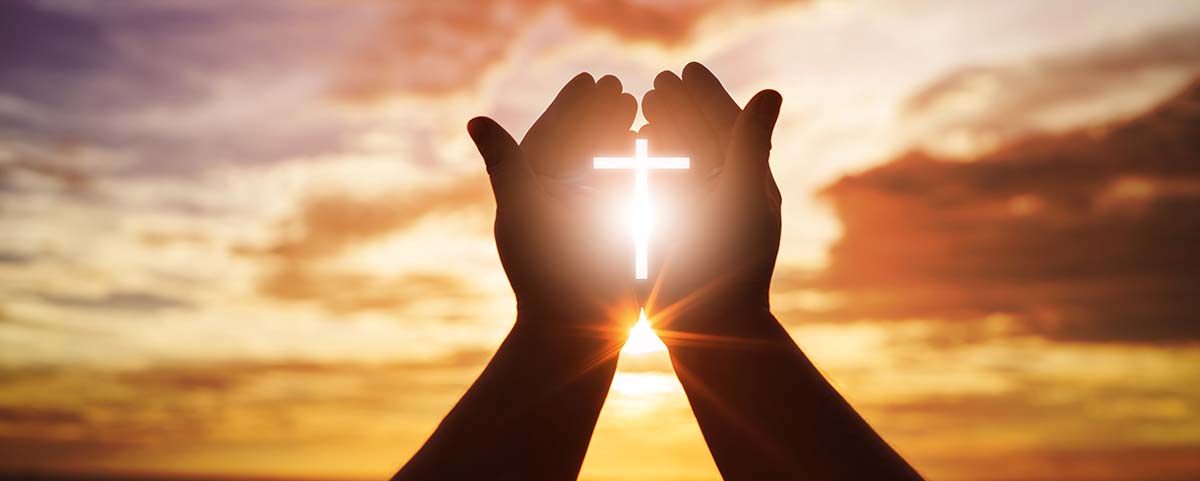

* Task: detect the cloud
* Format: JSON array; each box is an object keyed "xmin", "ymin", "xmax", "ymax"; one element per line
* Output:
[
  {"xmin": 256, "ymin": 174, "xmax": 490, "ymax": 261},
  {"xmin": 0, "ymin": 0, "xmax": 367, "ymax": 175},
  {"xmin": 902, "ymin": 26, "xmax": 1200, "ymax": 157},
  {"xmin": 0, "ymin": 353, "xmax": 490, "ymax": 446},
  {"xmin": 0, "ymin": 251, "xmax": 34, "ymax": 265},
  {"xmin": 803, "ymin": 78, "xmax": 1200, "ymax": 342},
  {"xmin": 33, "ymin": 290, "xmax": 193, "ymax": 312},
  {"xmin": 257, "ymin": 266, "xmax": 474, "ymax": 314},
  {"xmin": 0, "ymin": 406, "xmax": 85, "ymax": 425},
  {"xmin": 334, "ymin": 0, "xmax": 806, "ymax": 102},
  {"xmin": 0, "ymin": 138, "xmax": 105, "ymax": 197},
  {"xmin": 240, "ymin": 174, "xmax": 491, "ymax": 313}
]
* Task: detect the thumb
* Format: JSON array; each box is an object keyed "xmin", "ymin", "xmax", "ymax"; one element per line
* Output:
[
  {"xmin": 468, "ymin": 116, "xmax": 537, "ymax": 209},
  {"xmin": 724, "ymin": 90, "xmax": 782, "ymax": 190}
]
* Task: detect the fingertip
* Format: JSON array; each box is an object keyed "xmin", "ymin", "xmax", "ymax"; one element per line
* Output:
[
  {"xmin": 756, "ymin": 90, "xmax": 783, "ymax": 122},
  {"xmin": 747, "ymin": 89, "xmax": 782, "ymax": 108},
  {"xmin": 466, "ymin": 116, "xmax": 497, "ymax": 140},
  {"xmin": 596, "ymin": 74, "xmax": 622, "ymax": 95},
  {"xmin": 653, "ymin": 70, "xmax": 682, "ymax": 90},
  {"xmin": 557, "ymin": 72, "xmax": 595, "ymax": 98},
  {"xmin": 681, "ymin": 61, "xmax": 711, "ymax": 82},
  {"xmin": 619, "ymin": 91, "xmax": 637, "ymax": 107},
  {"xmin": 467, "ymin": 116, "xmax": 518, "ymax": 171},
  {"xmin": 641, "ymin": 88, "xmax": 656, "ymax": 105},
  {"xmin": 569, "ymin": 71, "xmax": 596, "ymax": 86},
  {"xmin": 757, "ymin": 89, "xmax": 783, "ymax": 108}
]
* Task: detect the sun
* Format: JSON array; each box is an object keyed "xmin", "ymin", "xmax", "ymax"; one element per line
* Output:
[{"xmin": 622, "ymin": 308, "xmax": 666, "ymax": 354}]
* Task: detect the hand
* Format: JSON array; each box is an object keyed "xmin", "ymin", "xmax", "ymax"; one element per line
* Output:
[
  {"xmin": 469, "ymin": 73, "xmax": 640, "ymax": 340},
  {"xmin": 641, "ymin": 63, "xmax": 784, "ymax": 340}
]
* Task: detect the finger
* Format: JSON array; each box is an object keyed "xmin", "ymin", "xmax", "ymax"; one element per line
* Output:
[
  {"xmin": 468, "ymin": 116, "xmax": 539, "ymax": 210},
  {"xmin": 723, "ymin": 90, "xmax": 782, "ymax": 192},
  {"xmin": 681, "ymin": 62, "xmax": 740, "ymax": 152},
  {"xmin": 560, "ymin": 74, "xmax": 629, "ymax": 180},
  {"xmin": 653, "ymin": 69, "xmax": 723, "ymax": 177},
  {"xmin": 641, "ymin": 88, "xmax": 670, "ymax": 126},
  {"xmin": 589, "ymin": 92, "xmax": 638, "ymax": 179},
  {"xmin": 640, "ymin": 88, "xmax": 686, "ymax": 155},
  {"xmin": 595, "ymin": 73, "xmax": 622, "ymax": 97},
  {"xmin": 523, "ymin": 72, "xmax": 596, "ymax": 176},
  {"xmin": 586, "ymin": 75, "xmax": 632, "ymax": 142},
  {"xmin": 592, "ymin": 91, "xmax": 637, "ymax": 156}
]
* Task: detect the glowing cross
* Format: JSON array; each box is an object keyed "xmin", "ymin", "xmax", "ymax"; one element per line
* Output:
[{"xmin": 594, "ymin": 139, "xmax": 689, "ymax": 279}]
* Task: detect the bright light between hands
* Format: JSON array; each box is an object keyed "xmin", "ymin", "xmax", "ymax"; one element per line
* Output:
[
  {"xmin": 622, "ymin": 308, "xmax": 666, "ymax": 354},
  {"xmin": 594, "ymin": 139, "xmax": 689, "ymax": 279}
]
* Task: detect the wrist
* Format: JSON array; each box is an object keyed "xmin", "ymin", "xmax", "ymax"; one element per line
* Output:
[
  {"xmin": 514, "ymin": 294, "xmax": 639, "ymax": 342},
  {"xmin": 658, "ymin": 302, "xmax": 786, "ymax": 348},
  {"xmin": 511, "ymin": 311, "xmax": 628, "ymax": 352}
]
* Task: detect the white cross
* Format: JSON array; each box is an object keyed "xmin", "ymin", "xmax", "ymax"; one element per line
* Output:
[{"xmin": 594, "ymin": 139, "xmax": 689, "ymax": 279}]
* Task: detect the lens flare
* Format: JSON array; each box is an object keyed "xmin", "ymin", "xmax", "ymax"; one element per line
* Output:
[{"xmin": 622, "ymin": 307, "xmax": 666, "ymax": 354}]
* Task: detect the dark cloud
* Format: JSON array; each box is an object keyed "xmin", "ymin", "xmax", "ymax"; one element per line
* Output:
[
  {"xmin": 0, "ymin": 1, "xmax": 365, "ymax": 175},
  {"xmin": 0, "ymin": 252, "xmax": 34, "ymax": 266},
  {"xmin": 335, "ymin": 0, "xmax": 805, "ymax": 101},
  {"xmin": 0, "ymin": 406, "xmax": 85, "ymax": 426},
  {"xmin": 802, "ymin": 78, "xmax": 1200, "ymax": 342},
  {"xmin": 34, "ymin": 290, "xmax": 192, "ymax": 312},
  {"xmin": 0, "ymin": 354, "xmax": 489, "ymax": 450},
  {"xmin": 903, "ymin": 26, "xmax": 1200, "ymax": 150},
  {"xmin": 0, "ymin": 0, "xmax": 355, "ymax": 112}
]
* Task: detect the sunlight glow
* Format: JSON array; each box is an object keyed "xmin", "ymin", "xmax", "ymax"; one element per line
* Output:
[
  {"xmin": 622, "ymin": 308, "xmax": 666, "ymax": 355},
  {"xmin": 594, "ymin": 139, "xmax": 689, "ymax": 279}
]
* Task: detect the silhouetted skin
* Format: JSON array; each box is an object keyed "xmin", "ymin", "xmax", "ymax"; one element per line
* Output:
[
  {"xmin": 391, "ymin": 73, "xmax": 639, "ymax": 481},
  {"xmin": 644, "ymin": 62, "xmax": 925, "ymax": 481},
  {"xmin": 395, "ymin": 64, "xmax": 924, "ymax": 481}
]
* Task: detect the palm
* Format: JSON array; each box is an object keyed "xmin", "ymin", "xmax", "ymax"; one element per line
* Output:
[
  {"xmin": 639, "ymin": 63, "xmax": 784, "ymax": 338},
  {"xmin": 470, "ymin": 73, "xmax": 640, "ymax": 336}
]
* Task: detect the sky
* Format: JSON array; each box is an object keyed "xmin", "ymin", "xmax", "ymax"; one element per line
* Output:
[{"xmin": 1, "ymin": 1, "xmax": 1199, "ymax": 480}]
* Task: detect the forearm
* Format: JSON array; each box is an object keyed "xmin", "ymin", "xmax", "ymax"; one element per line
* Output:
[
  {"xmin": 666, "ymin": 309, "xmax": 923, "ymax": 481},
  {"xmin": 394, "ymin": 320, "xmax": 623, "ymax": 481}
]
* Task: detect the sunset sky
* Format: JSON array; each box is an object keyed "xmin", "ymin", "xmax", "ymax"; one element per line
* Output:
[{"xmin": 2, "ymin": 1, "xmax": 1200, "ymax": 480}]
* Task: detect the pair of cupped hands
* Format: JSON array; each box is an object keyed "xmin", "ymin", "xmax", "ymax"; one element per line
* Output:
[{"xmin": 469, "ymin": 62, "xmax": 783, "ymax": 345}]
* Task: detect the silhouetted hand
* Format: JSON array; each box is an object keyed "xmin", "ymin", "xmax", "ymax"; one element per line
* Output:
[
  {"xmin": 394, "ymin": 73, "xmax": 641, "ymax": 481},
  {"xmin": 638, "ymin": 62, "xmax": 923, "ymax": 481},
  {"xmin": 641, "ymin": 63, "xmax": 784, "ymax": 339},
  {"xmin": 469, "ymin": 73, "xmax": 640, "ymax": 338}
]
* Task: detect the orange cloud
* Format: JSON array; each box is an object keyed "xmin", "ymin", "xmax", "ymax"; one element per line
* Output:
[
  {"xmin": 803, "ymin": 78, "xmax": 1200, "ymax": 342},
  {"xmin": 0, "ymin": 355, "xmax": 493, "ymax": 476},
  {"xmin": 256, "ymin": 175, "xmax": 490, "ymax": 261},
  {"xmin": 258, "ymin": 266, "xmax": 473, "ymax": 314},
  {"xmin": 333, "ymin": 0, "xmax": 806, "ymax": 101},
  {"xmin": 238, "ymin": 175, "xmax": 490, "ymax": 312}
]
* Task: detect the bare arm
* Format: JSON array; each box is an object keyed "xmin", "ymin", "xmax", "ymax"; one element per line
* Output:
[
  {"xmin": 667, "ymin": 309, "xmax": 922, "ymax": 480},
  {"xmin": 393, "ymin": 321, "xmax": 621, "ymax": 480},
  {"xmin": 394, "ymin": 73, "xmax": 640, "ymax": 480},
  {"xmin": 645, "ymin": 62, "xmax": 924, "ymax": 480}
]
